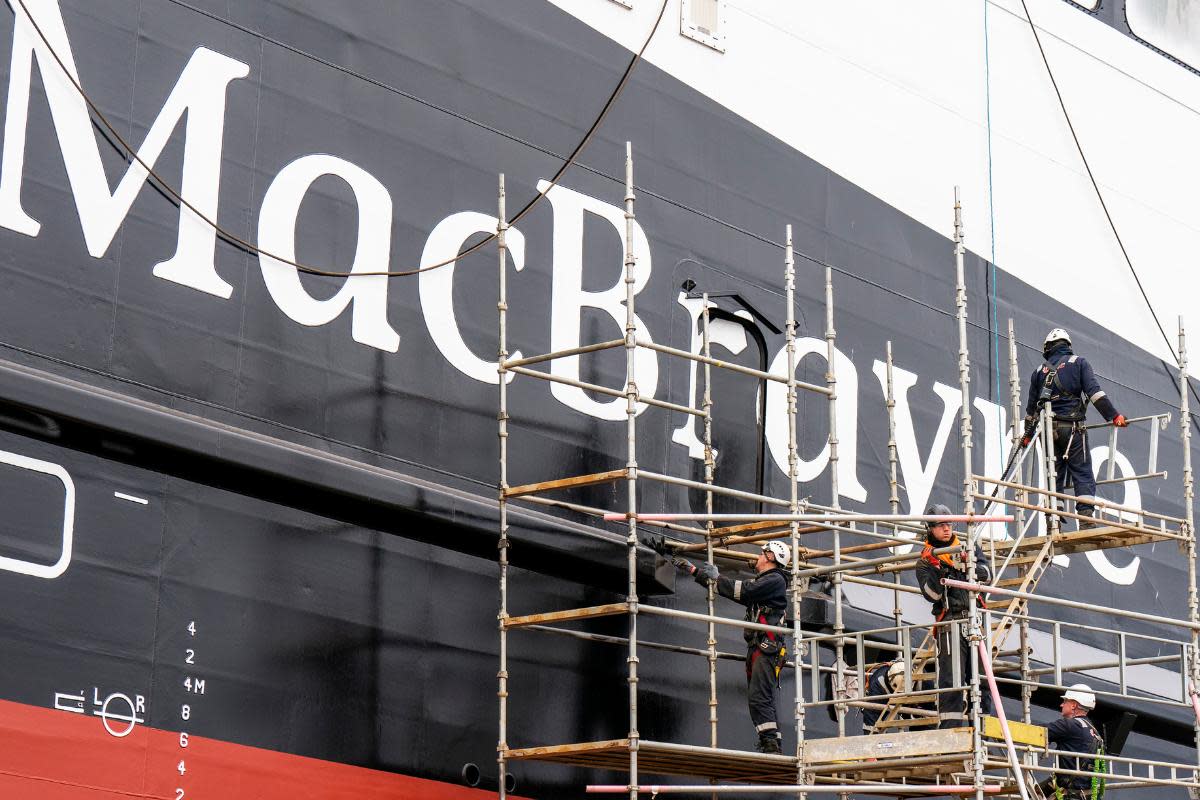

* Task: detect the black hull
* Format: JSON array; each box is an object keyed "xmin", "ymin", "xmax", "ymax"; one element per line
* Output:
[{"xmin": 0, "ymin": 1, "xmax": 1195, "ymax": 797}]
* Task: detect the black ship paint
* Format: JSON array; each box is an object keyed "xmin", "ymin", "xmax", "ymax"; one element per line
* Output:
[{"xmin": 0, "ymin": 1, "xmax": 1196, "ymax": 797}]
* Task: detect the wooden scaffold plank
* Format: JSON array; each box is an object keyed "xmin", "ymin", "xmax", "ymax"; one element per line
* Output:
[
  {"xmin": 502, "ymin": 603, "xmax": 631, "ymax": 629},
  {"xmin": 503, "ymin": 469, "xmax": 628, "ymax": 499}
]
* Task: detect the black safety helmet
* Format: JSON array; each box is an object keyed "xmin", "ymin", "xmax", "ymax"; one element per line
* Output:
[{"xmin": 924, "ymin": 503, "xmax": 953, "ymax": 540}]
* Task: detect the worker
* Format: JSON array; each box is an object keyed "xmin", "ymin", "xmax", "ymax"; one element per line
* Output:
[
  {"xmin": 672, "ymin": 541, "xmax": 791, "ymax": 754},
  {"xmin": 860, "ymin": 660, "xmax": 907, "ymax": 734},
  {"xmin": 1038, "ymin": 684, "xmax": 1106, "ymax": 800},
  {"xmin": 1023, "ymin": 328, "xmax": 1128, "ymax": 527},
  {"xmin": 914, "ymin": 503, "xmax": 993, "ymax": 728}
]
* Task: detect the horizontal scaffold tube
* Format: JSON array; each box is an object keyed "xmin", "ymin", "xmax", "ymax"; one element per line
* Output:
[
  {"xmin": 636, "ymin": 472, "xmax": 792, "ymax": 508},
  {"xmin": 639, "ymin": 604, "xmax": 793, "ymax": 637},
  {"xmin": 635, "ymin": 339, "xmax": 834, "ymax": 395},
  {"xmin": 507, "ymin": 366, "xmax": 705, "ymax": 418},
  {"xmin": 586, "ymin": 785, "xmax": 1002, "ymax": 795},
  {"xmin": 603, "ymin": 512, "xmax": 1013, "ymax": 524},
  {"xmin": 501, "ymin": 338, "xmax": 624, "ymax": 369},
  {"xmin": 943, "ymin": 578, "xmax": 1200, "ymax": 631},
  {"xmin": 1080, "ymin": 413, "xmax": 1169, "ymax": 431},
  {"xmin": 972, "ymin": 475, "xmax": 1185, "ymax": 525}
]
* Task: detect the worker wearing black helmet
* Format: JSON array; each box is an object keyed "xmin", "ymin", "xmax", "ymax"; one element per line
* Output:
[
  {"xmin": 914, "ymin": 503, "xmax": 993, "ymax": 728},
  {"xmin": 673, "ymin": 541, "xmax": 791, "ymax": 754},
  {"xmin": 1022, "ymin": 327, "xmax": 1128, "ymax": 527}
]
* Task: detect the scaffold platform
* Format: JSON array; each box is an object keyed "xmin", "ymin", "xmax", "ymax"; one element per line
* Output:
[
  {"xmin": 805, "ymin": 721, "xmax": 1045, "ymax": 782},
  {"xmin": 504, "ymin": 722, "xmax": 1047, "ymax": 787},
  {"xmin": 502, "ymin": 740, "xmax": 798, "ymax": 783},
  {"xmin": 991, "ymin": 524, "xmax": 1176, "ymax": 559}
]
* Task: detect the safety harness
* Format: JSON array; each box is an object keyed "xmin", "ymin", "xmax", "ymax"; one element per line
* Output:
[
  {"xmin": 745, "ymin": 573, "xmax": 789, "ymax": 683},
  {"xmin": 1039, "ymin": 356, "xmax": 1090, "ymax": 423},
  {"xmin": 920, "ymin": 538, "xmax": 982, "ymax": 622},
  {"xmin": 1051, "ymin": 717, "xmax": 1107, "ymax": 800}
]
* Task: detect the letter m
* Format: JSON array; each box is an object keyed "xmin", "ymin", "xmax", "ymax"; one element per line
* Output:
[{"xmin": 0, "ymin": 0, "xmax": 249, "ymax": 297}]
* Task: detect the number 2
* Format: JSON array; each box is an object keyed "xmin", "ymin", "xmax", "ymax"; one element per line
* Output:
[
  {"xmin": 175, "ymin": 790, "xmax": 185, "ymax": 800},
  {"xmin": 185, "ymin": 649, "xmax": 195, "ymax": 665}
]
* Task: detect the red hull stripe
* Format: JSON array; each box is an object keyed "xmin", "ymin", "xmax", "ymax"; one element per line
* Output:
[{"xmin": 0, "ymin": 698, "xmax": 514, "ymax": 799}]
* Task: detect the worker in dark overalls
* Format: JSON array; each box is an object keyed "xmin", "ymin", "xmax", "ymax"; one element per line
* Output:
[
  {"xmin": 673, "ymin": 541, "xmax": 791, "ymax": 754},
  {"xmin": 1039, "ymin": 684, "xmax": 1106, "ymax": 800},
  {"xmin": 914, "ymin": 504, "xmax": 993, "ymax": 728},
  {"xmin": 860, "ymin": 660, "xmax": 906, "ymax": 733},
  {"xmin": 1023, "ymin": 328, "xmax": 1128, "ymax": 527}
]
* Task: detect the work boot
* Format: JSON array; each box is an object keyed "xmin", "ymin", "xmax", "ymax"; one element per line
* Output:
[
  {"xmin": 1077, "ymin": 507, "xmax": 1099, "ymax": 530},
  {"xmin": 756, "ymin": 733, "xmax": 782, "ymax": 755}
]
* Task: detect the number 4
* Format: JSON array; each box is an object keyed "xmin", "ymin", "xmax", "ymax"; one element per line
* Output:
[
  {"xmin": 187, "ymin": 621, "xmax": 196, "ymax": 636},
  {"xmin": 177, "ymin": 760, "xmax": 186, "ymax": 775}
]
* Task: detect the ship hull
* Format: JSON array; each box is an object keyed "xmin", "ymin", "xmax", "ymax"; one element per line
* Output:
[{"xmin": 0, "ymin": 1, "xmax": 1196, "ymax": 797}]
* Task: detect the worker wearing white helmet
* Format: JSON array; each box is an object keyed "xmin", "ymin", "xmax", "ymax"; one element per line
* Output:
[
  {"xmin": 1022, "ymin": 327, "xmax": 1128, "ymax": 528},
  {"xmin": 671, "ymin": 540, "xmax": 792, "ymax": 754},
  {"xmin": 1038, "ymin": 684, "xmax": 1105, "ymax": 800},
  {"xmin": 860, "ymin": 660, "xmax": 909, "ymax": 733}
]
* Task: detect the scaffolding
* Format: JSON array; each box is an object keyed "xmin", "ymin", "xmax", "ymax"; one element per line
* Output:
[{"xmin": 494, "ymin": 149, "xmax": 1200, "ymax": 797}]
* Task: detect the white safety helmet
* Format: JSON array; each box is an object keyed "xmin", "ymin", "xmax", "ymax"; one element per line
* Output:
[
  {"xmin": 762, "ymin": 541, "xmax": 792, "ymax": 568},
  {"xmin": 1062, "ymin": 683, "xmax": 1096, "ymax": 710},
  {"xmin": 886, "ymin": 660, "xmax": 907, "ymax": 692},
  {"xmin": 1044, "ymin": 328, "xmax": 1072, "ymax": 348}
]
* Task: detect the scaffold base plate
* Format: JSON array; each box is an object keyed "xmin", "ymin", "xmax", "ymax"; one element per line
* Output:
[{"xmin": 503, "ymin": 739, "xmax": 798, "ymax": 783}]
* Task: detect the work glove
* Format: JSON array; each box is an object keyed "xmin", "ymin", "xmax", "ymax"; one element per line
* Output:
[
  {"xmin": 694, "ymin": 562, "xmax": 719, "ymax": 586},
  {"xmin": 645, "ymin": 535, "xmax": 671, "ymax": 556},
  {"xmin": 1113, "ymin": 414, "xmax": 1129, "ymax": 428},
  {"xmin": 670, "ymin": 556, "xmax": 696, "ymax": 576},
  {"xmin": 948, "ymin": 550, "xmax": 969, "ymax": 572},
  {"xmin": 1020, "ymin": 415, "xmax": 1036, "ymax": 447}
]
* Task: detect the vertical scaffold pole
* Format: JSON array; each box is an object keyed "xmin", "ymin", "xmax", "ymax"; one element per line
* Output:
[
  {"xmin": 1007, "ymin": 319, "xmax": 1026, "ymax": 538},
  {"xmin": 1180, "ymin": 320, "xmax": 1199, "ymax": 776},
  {"xmin": 622, "ymin": 142, "xmax": 641, "ymax": 800},
  {"xmin": 953, "ymin": 190, "xmax": 985, "ymax": 800},
  {"xmin": 496, "ymin": 174, "xmax": 511, "ymax": 800},
  {"xmin": 1007, "ymin": 319, "xmax": 1032, "ymax": 724},
  {"xmin": 885, "ymin": 342, "xmax": 904, "ymax": 636},
  {"xmin": 824, "ymin": 258, "xmax": 846, "ymax": 738},
  {"xmin": 702, "ymin": 295, "xmax": 719, "ymax": 750},
  {"xmin": 784, "ymin": 227, "xmax": 806, "ymax": 789}
]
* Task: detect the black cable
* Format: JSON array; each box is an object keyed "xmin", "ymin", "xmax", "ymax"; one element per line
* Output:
[
  {"xmin": 5, "ymin": 0, "xmax": 669, "ymax": 278},
  {"xmin": 1019, "ymin": 0, "xmax": 1200, "ymax": 431},
  {"xmin": 11, "ymin": 0, "xmax": 1199, "ymax": 428},
  {"xmin": 1018, "ymin": 0, "xmax": 1175, "ymax": 360}
]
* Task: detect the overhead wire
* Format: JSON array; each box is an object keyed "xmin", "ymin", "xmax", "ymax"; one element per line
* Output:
[
  {"xmin": 5, "ymin": 0, "xmax": 670, "ymax": 278},
  {"xmin": 1017, "ymin": 0, "xmax": 1176, "ymax": 360},
  {"xmin": 983, "ymin": 0, "xmax": 1005, "ymax": 476},
  {"xmin": 5, "ymin": 0, "xmax": 1196, "ymax": 426},
  {"xmin": 1017, "ymin": 0, "xmax": 1200, "ymax": 428}
]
